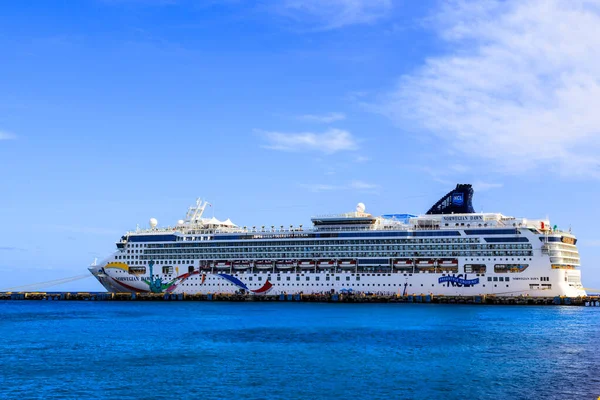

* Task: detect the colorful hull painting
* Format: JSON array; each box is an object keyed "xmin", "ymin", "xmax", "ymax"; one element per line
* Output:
[
  {"xmin": 217, "ymin": 273, "xmax": 274, "ymax": 294},
  {"xmin": 103, "ymin": 261, "xmax": 204, "ymax": 293},
  {"xmin": 99, "ymin": 262, "xmax": 273, "ymax": 294}
]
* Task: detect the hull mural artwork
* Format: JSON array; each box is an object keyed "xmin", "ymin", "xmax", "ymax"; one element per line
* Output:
[
  {"xmin": 105, "ymin": 260, "xmax": 203, "ymax": 294},
  {"xmin": 217, "ymin": 273, "xmax": 274, "ymax": 294},
  {"xmin": 101, "ymin": 261, "xmax": 273, "ymax": 294}
]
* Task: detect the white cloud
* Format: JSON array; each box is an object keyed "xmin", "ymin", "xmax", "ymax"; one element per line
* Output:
[
  {"xmin": 378, "ymin": 0, "xmax": 600, "ymax": 178},
  {"xmin": 472, "ymin": 181, "xmax": 503, "ymax": 191},
  {"xmin": 300, "ymin": 180, "xmax": 379, "ymax": 192},
  {"xmin": 259, "ymin": 128, "xmax": 358, "ymax": 154},
  {"xmin": 276, "ymin": 0, "xmax": 393, "ymax": 30},
  {"xmin": 0, "ymin": 131, "xmax": 16, "ymax": 140},
  {"xmin": 298, "ymin": 112, "xmax": 346, "ymax": 123},
  {"xmin": 349, "ymin": 180, "xmax": 379, "ymax": 190},
  {"xmin": 299, "ymin": 183, "xmax": 341, "ymax": 192}
]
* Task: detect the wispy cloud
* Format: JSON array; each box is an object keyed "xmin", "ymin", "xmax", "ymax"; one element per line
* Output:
[
  {"xmin": 349, "ymin": 180, "xmax": 378, "ymax": 190},
  {"xmin": 275, "ymin": 0, "xmax": 393, "ymax": 30},
  {"xmin": 298, "ymin": 112, "xmax": 346, "ymax": 123},
  {"xmin": 472, "ymin": 181, "xmax": 503, "ymax": 192},
  {"xmin": 377, "ymin": 0, "xmax": 600, "ymax": 178},
  {"xmin": 0, "ymin": 246, "xmax": 26, "ymax": 251},
  {"xmin": 582, "ymin": 239, "xmax": 600, "ymax": 247},
  {"xmin": 0, "ymin": 131, "xmax": 16, "ymax": 140},
  {"xmin": 300, "ymin": 180, "xmax": 379, "ymax": 192},
  {"xmin": 258, "ymin": 128, "xmax": 358, "ymax": 154},
  {"xmin": 38, "ymin": 225, "xmax": 121, "ymax": 236}
]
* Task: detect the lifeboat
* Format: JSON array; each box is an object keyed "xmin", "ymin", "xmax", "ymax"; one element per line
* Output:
[
  {"xmin": 338, "ymin": 260, "xmax": 357, "ymax": 270},
  {"xmin": 416, "ymin": 259, "xmax": 435, "ymax": 272},
  {"xmin": 214, "ymin": 261, "xmax": 232, "ymax": 270},
  {"xmin": 276, "ymin": 260, "xmax": 296, "ymax": 270},
  {"xmin": 317, "ymin": 260, "xmax": 334, "ymax": 269},
  {"xmin": 299, "ymin": 261, "xmax": 317, "ymax": 269},
  {"xmin": 233, "ymin": 261, "xmax": 251, "ymax": 271},
  {"xmin": 255, "ymin": 260, "xmax": 274, "ymax": 270},
  {"xmin": 416, "ymin": 259, "xmax": 434, "ymax": 266},
  {"xmin": 394, "ymin": 259, "xmax": 414, "ymax": 269},
  {"xmin": 437, "ymin": 259, "xmax": 458, "ymax": 267}
]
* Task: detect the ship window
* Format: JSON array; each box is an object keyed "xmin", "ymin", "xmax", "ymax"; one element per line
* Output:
[
  {"xmin": 129, "ymin": 266, "xmax": 146, "ymax": 275},
  {"xmin": 336, "ymin": 277, "xmax": 340, "ymax": 281},
  {"xmin": 346, "ymin": 277, "xmax": 350, "ymax": 281}
]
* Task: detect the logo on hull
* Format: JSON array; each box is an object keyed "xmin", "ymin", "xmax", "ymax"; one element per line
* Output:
[{"xmin": 439, "ymin": 274, "xmax": 479, "ymax": 287}]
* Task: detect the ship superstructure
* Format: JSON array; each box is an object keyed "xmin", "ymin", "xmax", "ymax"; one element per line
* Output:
[{"xmin": 89, "ymin": 185, "xmax": 585, "ymax": 297}]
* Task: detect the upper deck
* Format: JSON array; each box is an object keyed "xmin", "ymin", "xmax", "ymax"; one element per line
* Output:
[{"xmin": 118, "ymin": 184, "xmax": 575, "ymax": 243}]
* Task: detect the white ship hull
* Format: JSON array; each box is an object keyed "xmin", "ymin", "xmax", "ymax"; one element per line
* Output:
[
  {"xmin": 89, "ymin": 185, "xmax": 587, "ymax": 298},
  {"xmin": 89, "ymin": 256, "xmax": 585, "ymax": 298}
]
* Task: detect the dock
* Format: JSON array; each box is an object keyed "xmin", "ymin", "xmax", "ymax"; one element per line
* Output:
[{"xmin": 1, "ymin": 292, "xmax": 599, "ymax": 306}]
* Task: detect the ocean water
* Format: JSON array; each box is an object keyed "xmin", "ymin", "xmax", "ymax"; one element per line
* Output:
[{"xmin": 0, "ymin": 302, "xmax": 598, "ymax": 400}]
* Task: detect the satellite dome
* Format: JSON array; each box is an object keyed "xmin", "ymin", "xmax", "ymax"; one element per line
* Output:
[
  {"xmin": 356, "ymin": 203, "xmax": 366, "ymax": 213},
  {"xmin": 149, "ymin": 218, "xmax": 158, "ymax": 228},
  {"xmin": 177, "ymin": 219, "xmax": 185, "ymax": 225}
]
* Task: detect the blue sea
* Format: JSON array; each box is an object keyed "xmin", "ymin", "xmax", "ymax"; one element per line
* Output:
[{"xmin": 0, "ymin": 302, "xmax": 598, "ymax": 400}]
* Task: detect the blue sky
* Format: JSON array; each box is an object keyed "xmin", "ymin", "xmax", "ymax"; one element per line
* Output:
[{"xmin": 1, "ymin": 0, "xmax": 600, "ymax": 292}]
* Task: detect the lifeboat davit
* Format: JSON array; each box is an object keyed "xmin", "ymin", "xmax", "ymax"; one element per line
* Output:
[
  {"xmin": 338, "ymin": 260, "xmax": 357, "ymax": 270},
  {"xmin": 299, "ymin": 261, "xmax": 317, "ymax": 269},
  {"xmin": 199, "ymin": 261, "xmax": 212, "ymax": 270}
]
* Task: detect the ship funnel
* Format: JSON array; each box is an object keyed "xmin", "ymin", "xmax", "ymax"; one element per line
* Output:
[{"xmin": 426, "ymin": 184, "xmax": 475, "ymax": 215}]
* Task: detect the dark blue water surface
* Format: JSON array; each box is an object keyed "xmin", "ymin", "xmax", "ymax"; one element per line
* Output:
[{"xmin": 0, "ymin": 302, "xmax": 599, "ymax": 400}]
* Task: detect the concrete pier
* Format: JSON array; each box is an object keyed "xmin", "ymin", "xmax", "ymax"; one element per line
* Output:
[{"xmin": 1, "ymin": 292, "xmax": 599, "ymax": 305}]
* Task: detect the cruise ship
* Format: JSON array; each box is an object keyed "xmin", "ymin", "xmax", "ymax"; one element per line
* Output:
[{"xmin": 89, "ymin": 184, "xmax": 586, "ymax": 297}]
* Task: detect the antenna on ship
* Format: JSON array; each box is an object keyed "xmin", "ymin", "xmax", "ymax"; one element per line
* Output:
[{"xmin": 186, "ymin": 198, "xmax": 211, "ymax": 224}]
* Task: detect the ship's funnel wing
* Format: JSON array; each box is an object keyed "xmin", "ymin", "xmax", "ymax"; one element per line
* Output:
[{"xmin": 426, "ymin": 184, "xmax": 475, "ymax": 215}]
